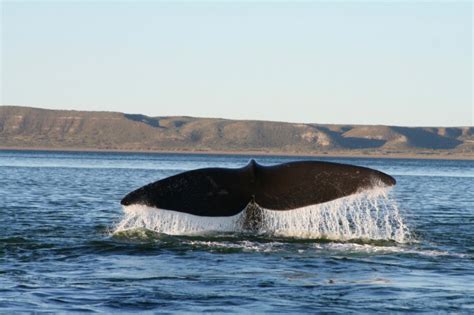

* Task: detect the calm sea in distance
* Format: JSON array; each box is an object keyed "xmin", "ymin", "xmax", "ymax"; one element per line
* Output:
[{"xmin": 1, "ymin": 150, "xmax": 473, "ymax": 313}]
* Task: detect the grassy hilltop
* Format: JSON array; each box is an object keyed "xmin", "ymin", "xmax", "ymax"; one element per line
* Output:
[{"xmin": 0, "ymin": 106, "xmax": 473, "ymax": 159}]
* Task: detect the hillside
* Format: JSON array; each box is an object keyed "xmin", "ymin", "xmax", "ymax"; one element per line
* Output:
[{"xmin": 0, "ymin": 106, "xmax": 473, "ymax": 158}]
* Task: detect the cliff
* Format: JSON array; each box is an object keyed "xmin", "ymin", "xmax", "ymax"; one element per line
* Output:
[{"xmin": 1, "ymin": 106, "xmax": 473, "ymax": 158}]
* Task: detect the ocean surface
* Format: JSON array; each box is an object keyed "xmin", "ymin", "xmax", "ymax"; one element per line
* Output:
[{"xmin": 0, "ymin": 150, "xmax": 473, "ymax": 313}]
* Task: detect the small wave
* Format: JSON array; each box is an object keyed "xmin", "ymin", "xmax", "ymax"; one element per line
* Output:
[
  {"xmin": 112, "ymin": 228, "xmax": 163, "ymax": 242},
  {"xmin": 184, "ymin": 240, "xmax": 285, "ymax": 253},
  {"xmin": 113, "ymin": 187, "xmax": 411, "ymax": 243},
  {"xmin": 315, "ymin": 243, "xmax": 467, "ymax": 258}
]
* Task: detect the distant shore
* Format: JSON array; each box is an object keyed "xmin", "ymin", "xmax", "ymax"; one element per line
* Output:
[
  {"xmin": 1, "ymin": 146, "xmax": 473, "ymax": 161},
  {"xmin": 2, "ymin": 106, "xmax": 472, "ymax": 160}
]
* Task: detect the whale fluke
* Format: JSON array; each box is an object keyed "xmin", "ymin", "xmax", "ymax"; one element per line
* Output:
[{"xmin": 121, "ymin": 160, "xmax": 396, "ymax": 217}]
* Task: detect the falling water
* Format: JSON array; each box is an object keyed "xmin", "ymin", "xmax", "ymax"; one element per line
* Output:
[
  {"xmin": 259, "ymin": 187, "xmax": 409, "ymax": 242},
  {"xmin": 114, "ymin": 187, "xmax": 410, "ymax": 243}
]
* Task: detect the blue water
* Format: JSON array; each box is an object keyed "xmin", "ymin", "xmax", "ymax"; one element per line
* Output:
[{"xmin": 1, "ymin": 151, "xmax": 473, "ymax": 313}]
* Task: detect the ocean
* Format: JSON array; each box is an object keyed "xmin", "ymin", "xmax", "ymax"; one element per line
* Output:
[{"xmin": 0, "ymin": 150, "xmax": 473, "ymax": 313}]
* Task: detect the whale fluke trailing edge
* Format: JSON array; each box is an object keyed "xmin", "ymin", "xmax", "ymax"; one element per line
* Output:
[{"xmin": 121, "ymin": 160, "xmax": 396, "ymax": 220}]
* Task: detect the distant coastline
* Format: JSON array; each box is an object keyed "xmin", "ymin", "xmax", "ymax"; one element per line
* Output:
[
  {"xmin": 1, "ymin": 146, "xmax": 472, "ymax": 161},
  {"xmin": 1, "ymin": 106, "xmax": 473, "ymax": 160}
]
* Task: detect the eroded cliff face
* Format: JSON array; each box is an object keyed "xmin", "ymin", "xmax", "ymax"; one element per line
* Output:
[{"xmin": 0, "ymin": 106, "xmax": 472, "ymax": 154}]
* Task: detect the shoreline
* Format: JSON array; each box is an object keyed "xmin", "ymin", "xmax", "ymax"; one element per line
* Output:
[{"xmin": 1, "ymin": 146, "xmax": 473, "ymax": 161}]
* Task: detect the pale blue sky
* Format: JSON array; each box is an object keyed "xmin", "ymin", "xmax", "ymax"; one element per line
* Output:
[{"xmin": 1, "ymin": 1, "xmax": 472, "ymax": 126}]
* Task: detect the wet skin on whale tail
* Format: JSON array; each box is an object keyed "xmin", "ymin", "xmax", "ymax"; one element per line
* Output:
[{"xmin": 121, "ymin": 160, "xmax": 396, "ymax": 218}]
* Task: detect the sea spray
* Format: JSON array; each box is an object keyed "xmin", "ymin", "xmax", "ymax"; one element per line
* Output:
[
  {"xmin": 114, "ymin": 205, "xmax": 243, "ymax": 235},
  {"xmin": 259, "ymin": 187, "xmax": 409, "ymax": 242},
  {"xmin": 114, "ymin": 187, "xmax": 410, "ymax": 242}
]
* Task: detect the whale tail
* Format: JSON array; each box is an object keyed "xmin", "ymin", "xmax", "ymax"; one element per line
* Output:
[{"xmin": 121, "ymin": 160, "xmax": 396, "ymax": 218}]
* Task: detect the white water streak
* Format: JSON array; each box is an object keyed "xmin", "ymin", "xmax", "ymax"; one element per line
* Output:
[
  {"xmin": 115, "ymin": 206, "xmax": 243, "ymax": 235},
  {"xmin": 114, "ymin": 187, "xmax": 410, "ymax": 242}
]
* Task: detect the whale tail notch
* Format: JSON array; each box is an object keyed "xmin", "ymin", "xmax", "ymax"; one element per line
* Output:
[{"xmin": 120, "ymin": 160, "xmax": 396, "ymax": 217}]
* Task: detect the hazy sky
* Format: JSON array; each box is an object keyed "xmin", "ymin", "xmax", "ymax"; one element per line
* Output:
[{"xmin": 1, "ymin": 1, "xmax": 472, "ymax": 126}]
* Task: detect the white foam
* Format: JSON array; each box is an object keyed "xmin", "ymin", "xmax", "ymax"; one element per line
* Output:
[
  {"xmin": 260, "ymin": 188, "xmax": 409, "ymax": 242},
  {"xmin": 316, "ymin": 243, "xmax": 467, "ymax": 258},
  {"xmin": 114, "ymin": 187, "xmax": 410, "ymax": 242},
  {"xmin": 184, "ymin": 240, "xmax": 284, "ymax": 253},
  {"xmin": 114, "ymin": 205, "xmax": 244, "ymax": 235}
]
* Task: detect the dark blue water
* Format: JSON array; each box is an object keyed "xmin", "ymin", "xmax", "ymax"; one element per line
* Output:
[{"xmin": 1, "ymin": 151, "xmax": 473, "ymax": 313}]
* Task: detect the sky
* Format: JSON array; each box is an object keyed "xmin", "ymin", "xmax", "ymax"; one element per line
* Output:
[{"xmin": 1, "ymin": 0, "xmax": 472, "ymax": 126}]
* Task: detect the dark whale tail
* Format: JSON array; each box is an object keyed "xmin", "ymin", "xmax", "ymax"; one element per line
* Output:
[{"xmin": 121, "ymin": 160, "xmax": 396, "ymax": 217}]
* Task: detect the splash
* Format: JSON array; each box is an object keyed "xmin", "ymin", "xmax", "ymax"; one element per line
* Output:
[
  {"xmin": 114, "ymin": 205, "xmax": 243, "ymax": 235},
  {"xmin": 260, "ymin": 188, "xmax": 409, "ymax": 242},
  {"xmin": 113, "ymin": 187, "xmax": 410, "ymax": 243}
]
